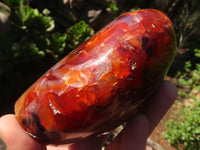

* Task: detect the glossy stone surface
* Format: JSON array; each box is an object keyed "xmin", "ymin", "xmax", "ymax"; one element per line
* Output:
[{"xmin": 15, "ymin": 9, "xmax": 176, "ymax": 144}]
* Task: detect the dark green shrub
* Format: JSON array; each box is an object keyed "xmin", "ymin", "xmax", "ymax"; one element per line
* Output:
[
  {"xmin": 176, "ymin": 49, "xmax": 200, "ymax": 91},
  {"xmin": 66, "ymin": 21, "xmax": 94, "ymax": 50},
  {"xmin": 163, "ymin": 49, "xmax": 200, "ymax": 150},
  {"xmin": 0, "ymin": 0, "xmax": 93, "ymax": 111},
  {"xmin": 163, "ymin": 100, "xmax": 200, "ymax": 150}
]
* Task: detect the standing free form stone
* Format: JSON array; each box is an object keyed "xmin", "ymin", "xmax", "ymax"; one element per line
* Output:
[{"xmin": 15, "ymin": 9, "xmax": 176, "ymax": 144}]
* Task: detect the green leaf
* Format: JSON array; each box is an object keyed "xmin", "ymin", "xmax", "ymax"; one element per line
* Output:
[
  {"xmin": 25, "ymin": 11, "xmax": 54, "ymax": 33},
  {"xmin": 194, "ymin": 48, "xmax": 200, "ymax": 58},
  {"xmin": 3, "ymin": 0, "xmax": 24, "ymax": 8},
  {"xmin": 66, "ymin": 21, "xmax": 94, "ymax": 50},
  {"xmin": 50, "ymin": 32, "xmax": 67, "ymax": 54},
  {"xmin": 19, "ymin": 5, "xmax": 34, "ymax": 24},
  {"xmin": 164, "ymin": 100, "xmax": 200, "ymax": 149},
  {"xmin": 108, "ymin": 3, "xmax": 118, "ymax": 12},
  {"xmin": 130, "ymin": 8, "xmax": 141, "ymax": 11}
]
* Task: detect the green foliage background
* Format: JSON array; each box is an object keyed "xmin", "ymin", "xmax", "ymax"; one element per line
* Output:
[
  {"xmin": 163, "ymin": 49, "xmax": 200, "ymax": 150},
  {"xmin": 0, "ymin": 0, "xmax": 94, "ymax": 114}
]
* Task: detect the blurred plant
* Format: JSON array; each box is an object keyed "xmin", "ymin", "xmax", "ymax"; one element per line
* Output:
[
  {"xmin": 108, "ymin": 3, "xmax": 118, "ymax": 12},
  {"xmin": 66, "ymin": 21, "xmax": 94, "ymax": 50},
  {"xmin": 130, "ymin": 8, "xmax": 140, "ymax": 11},
  {"xmin": 163, "ymin": 100, "xmax": 200, "ymax": 150},
  {"xmin": 176, "ymin": 49, "xmax": 200, "ymax": 90},
  {"xmin": 0, "ymin": 0, "xmax": 93, "ymax": 105},
  {"xmin": 163, "ymin": 48, "xmax": 200, "ymax": 149}
]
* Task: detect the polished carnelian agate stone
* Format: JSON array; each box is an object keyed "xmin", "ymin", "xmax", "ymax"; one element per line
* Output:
[{"xmin": 15, "ymin": 9, "xmax": 176, "ymax": 144}]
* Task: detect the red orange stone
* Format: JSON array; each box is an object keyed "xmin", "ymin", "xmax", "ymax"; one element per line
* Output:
[{"xmin": 15, "ymin": 9, "xmax": 176, "ymax": 144}]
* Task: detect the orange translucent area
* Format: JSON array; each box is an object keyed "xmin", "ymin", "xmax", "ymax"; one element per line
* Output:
[{"xmin": 15, "ymin": 9, "xmax": 176, "ymax": 144}]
